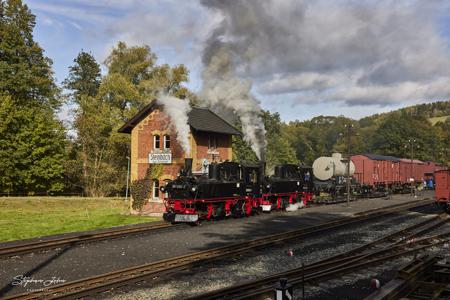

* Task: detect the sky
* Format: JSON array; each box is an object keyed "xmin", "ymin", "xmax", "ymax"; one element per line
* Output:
[{"xmin": 25, "ymin": 0, "xmax": 450, "ymax": 122}]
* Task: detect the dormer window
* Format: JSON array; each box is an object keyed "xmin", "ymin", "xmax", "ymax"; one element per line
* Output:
[
  {"xmin": 153, "ymin": 135, "xmax": 160, "ymax": 149},
  {"xmin": 164, "ymin": 135, "xmax": 170, "ymax": 149}
]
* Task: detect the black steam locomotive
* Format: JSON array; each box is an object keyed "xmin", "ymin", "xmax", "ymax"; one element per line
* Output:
[{"xmin": 162, "ymin": 159, "xmax": 314, "ymax": 223}]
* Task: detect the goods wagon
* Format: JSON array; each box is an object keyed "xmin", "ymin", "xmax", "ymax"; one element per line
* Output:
[
  {"xmin": 423, "ymin": 162, "xmax": 447, "ymax": 188},
  {"xmin": 351, "ymin": 154, "xmax": 445, "ymax": 193},
  {"xmin": 351, "ymin": 154, "xmax": 403, "ymax": 192},
  {"xmin": 399, "ymin": 159, "xmax": 426, "ymax": 184},
  {"xmin": 435, "ymin": 170, "xmax": 450, "ymax": 211}
]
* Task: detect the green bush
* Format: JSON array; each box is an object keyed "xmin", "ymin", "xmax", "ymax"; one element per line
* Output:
[
  {"xmin": 130, "ymin": 178, "xmax": 151, "ymax": 211},
  {"xmin": 130, "ymin": 164, "xmax": 163, "ymax": 212}
]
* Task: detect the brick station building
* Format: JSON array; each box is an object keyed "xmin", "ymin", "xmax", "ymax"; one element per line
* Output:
[{"xmin": 118, "ymin": 100, "xmax": 241, "ymax": 215}]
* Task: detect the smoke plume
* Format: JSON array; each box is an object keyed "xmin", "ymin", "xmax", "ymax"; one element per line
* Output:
[
  {"xmin": 199, "ymin": 1, "xmax": 267, "ymax": 160},
  {"xmin": 156, "ymin": 94, "xmax": 192, "ymax": 156}
]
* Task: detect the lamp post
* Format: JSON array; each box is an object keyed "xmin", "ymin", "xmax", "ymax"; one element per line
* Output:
[{"xmin": 125, "ymin": 156, "xmax": 131, "ymax": 201}]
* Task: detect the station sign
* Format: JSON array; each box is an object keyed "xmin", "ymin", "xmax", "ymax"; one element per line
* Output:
[
  {"xmin": 207, "ymin": 149, "xmax": 219, "ymax": 155},
  {"xmin": 149, "ymin": 150, "xmax": 172, "ymax": 164}
]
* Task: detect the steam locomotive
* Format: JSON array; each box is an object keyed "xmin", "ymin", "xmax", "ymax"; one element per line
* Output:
[{"xmin": 162, "ymin": 158, "xmax": 314, "ymax": 223}]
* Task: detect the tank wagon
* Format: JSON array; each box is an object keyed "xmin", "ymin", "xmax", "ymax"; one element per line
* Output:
[
  {"xmin": 435, "ymin": 170, "xmax": 450, "ymax": 211},
  {"xmin": 162, "ymin": 159, "xmax": 314, "ymax": 223},
  {"xmin": 312, "ymin": 153, "xmax": 356, "ymax": 197}
]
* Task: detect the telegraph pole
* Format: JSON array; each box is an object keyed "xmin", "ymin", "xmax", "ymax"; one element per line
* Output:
[
  {"xmin": 345, "ymin": 124, "xmax": 353, "ymax": 207},
  {"xmin": 125, "ymin": 156, "xmax": 131, "ymax": 201}
]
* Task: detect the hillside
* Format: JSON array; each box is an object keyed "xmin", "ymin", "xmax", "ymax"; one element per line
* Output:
[
  {"xmin": 359, "ymin": 100, "xmax": 450, "ymax": 125},
  {"xmin": 429, "ymin": 115, "xmax": 450, "ymax": 125},
  {"xmin": 278, "ymin": 100, "xmax": 449, "ymax": 167}
]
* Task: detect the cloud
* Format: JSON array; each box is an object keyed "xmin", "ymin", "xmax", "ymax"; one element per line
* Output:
[
  {"xmin": 258, "ymin": 72, "xmax": 341, "ymax": 95},
  {"xmin": 27, "ymin": 0, "xmax": 450, "ymax": 117},
  {"xmin": 200, "ymin": 0, "xmax": 450, "ymax": 107},
  {"xmin": 27, "ymin": 1, "xmax": 115, "ymax": 24}
]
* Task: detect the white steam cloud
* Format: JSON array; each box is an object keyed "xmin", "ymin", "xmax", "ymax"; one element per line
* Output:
[
  {"xmin": 156, "ymin": 94, "xmax": 192, "ymax": 156},
  {"xmin": 199, "ymin": 3, "xmax": 267, "ymax": 160},
  {"xmin": 200, "ymin": 47, "xmax": 266, "ymax": 159}
]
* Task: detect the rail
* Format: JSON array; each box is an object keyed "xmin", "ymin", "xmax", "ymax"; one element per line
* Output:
[{"xmin": 4, "ymin": 199, "xmax": 434, "ymax": 299}]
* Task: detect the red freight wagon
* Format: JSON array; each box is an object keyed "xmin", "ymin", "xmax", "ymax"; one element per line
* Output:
[
  {"xmin": 424, "ymin": 161, "xmax": 437, "ymax": 175},
  {"xmin": 415, "ymin": 161, "xmax": 426, "ymax": 183},
  {"xmin": 351, "ymin": 154, "xmax": 402, "ymax": 190},
  {"xmin": 351, "ymin": 154, "xmax": 375, "ymax": 186},
  {"xmin": 399, "ymin": 159, "xmax": 425, "ymax": 183},
  {"xmin": 424, "ymin": 162, "xmax": 448, "ymax": 183},
  {"xmin": 435, "ymin": 170, "xmax": 450, "ymax": 210}
]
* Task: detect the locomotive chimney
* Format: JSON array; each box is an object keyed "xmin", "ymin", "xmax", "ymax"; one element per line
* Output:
[
  {"xmin": 259, "ymin": 161, "xmax": 266, "ymax": 183},
  {"xmin": 184, "ymin": 158, "xmax": 193, "ymax": 176},
  {"xmin": 208, "ymin": 163, "xmax": 219, "ymax": 180}
]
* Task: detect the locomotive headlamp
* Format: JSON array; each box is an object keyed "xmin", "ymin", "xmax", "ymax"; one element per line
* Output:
[
  {"xmin": 266, "ymin": 184, "xmax": 271, "ymax": 188},
  {"xmin": 160, "ymin": 186, "xmax": 165, "ymax": 192},
  {"xmin": 191, "ymin": 187, "xmax": 197, "ymax": 192}
]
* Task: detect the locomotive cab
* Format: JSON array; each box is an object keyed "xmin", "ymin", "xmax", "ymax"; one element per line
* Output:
[
  {"xmin": 299, "ymin": 164, "xmax": 315, "ymax": 203},
  {"xmin": 241, "ymin": 161, "xmax": 262, "ymax": 198},
  {"xmin": 264, "ymin": 164, "xmax": 303, "ymax": 194},
  {"xmin": 261, "ymin": 164, "xmax": 304, "ymax": 212}
]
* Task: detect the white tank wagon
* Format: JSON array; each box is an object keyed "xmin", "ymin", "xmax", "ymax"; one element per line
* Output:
[{"xmin": 312, "ymin": 153, "xmax": 355, "ymax": 181}]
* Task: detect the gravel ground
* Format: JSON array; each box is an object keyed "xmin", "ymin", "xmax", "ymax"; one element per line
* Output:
[
  {"xmin": 0, "ymin": 192, "xmax": 433, "ymax": 297},
  {"xmin": 303, "ymin": 217, "xmax": 450, "ymax": 300},
  {"xmin": 303, "ymin": 245, "xmax": 450, "ymax": 300},
  {"xmin": 105, "ymin": 206, "xmax": 443, "ymax": 300}
]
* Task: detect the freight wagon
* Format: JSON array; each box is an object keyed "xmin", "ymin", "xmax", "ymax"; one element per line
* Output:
[
  {"xmin": 351, "ymin": 154, "xmax": 405, "ymax": 193},
  {"xmin": 435, "ymin": 170, "xmax": 450, "ymax": 211},
  {"xmin": 351, "ymin": 154, "xmax": 446, "ymax": 194}
]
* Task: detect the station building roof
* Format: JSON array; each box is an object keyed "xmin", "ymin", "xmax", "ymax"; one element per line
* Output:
[{"xmin": 118, "ymin": 101, "xmax": 241, "ymax": 136}]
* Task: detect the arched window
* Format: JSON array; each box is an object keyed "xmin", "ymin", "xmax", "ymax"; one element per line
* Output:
[
  {"xmin": 164, "ymin": 135, "xmax": 170, "ymax": 149},
  {"xmin": 153, "ymin": 135, "xmax": 160, "ymax": 149},
  {"xmin": 152, "ymin": 179, "xmax": 159, "ymax": 199}
]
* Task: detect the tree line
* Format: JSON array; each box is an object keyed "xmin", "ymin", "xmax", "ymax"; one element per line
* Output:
[{"xmin": 0, "ymin": 0, "xmax": 448, "ymax": 196}]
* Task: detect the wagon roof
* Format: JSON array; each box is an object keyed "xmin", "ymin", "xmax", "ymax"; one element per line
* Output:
[
  {"xmin": 359, "ymin": 153, "xmax": 401, "ymax": 162},
  {"xmin": 399, "ymin": 158, "xmax": 425, "ymax": 164}
]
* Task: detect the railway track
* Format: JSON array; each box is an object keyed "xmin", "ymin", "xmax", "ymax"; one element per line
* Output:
[
  {"xmin": 4, "ymin": 199, "xmax": 434, "ymax": 300},
  {"xmin": 188, "ymin": 214, "xmax": 449, "ymax": 299},
  {"xmin": 0, "ymin": 222, "xmax": 176, "ymax": 259},
  {"xmin": 0, "ymin": 197, "xmax": 429, "ymax": 259},
  {"xmin": 364, "ymin": 255, "xmax": 450, "ymax": 300}
]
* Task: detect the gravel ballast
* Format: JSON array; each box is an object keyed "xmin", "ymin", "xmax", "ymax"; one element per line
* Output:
[
  {"xmin": 0, "ymin": 192, "xmax": 434, "ymax": 297},
  {"xmin": 106, "ymin": 207, "xmax": 444, "ymax": 299}
]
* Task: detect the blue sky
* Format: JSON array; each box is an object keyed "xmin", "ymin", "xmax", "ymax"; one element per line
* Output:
[{"xmin": 25, "ymin": 0, "xmax": 450, "ymax": 122}]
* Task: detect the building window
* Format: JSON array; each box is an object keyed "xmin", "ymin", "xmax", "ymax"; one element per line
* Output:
[
  {"xmin": 208, "ymin": 135, "xmax": 217, "ymax": 149},
  {"xmin": 164, "ymin": 135, "xmax": 170, "ymax": 149},
  {"xmin": 153, "ymin": 135, "xmax": 160, "ymax": 149},
  {"xmin": 152, "ymin": 179, "xmax": 159, "ymax": 199}
]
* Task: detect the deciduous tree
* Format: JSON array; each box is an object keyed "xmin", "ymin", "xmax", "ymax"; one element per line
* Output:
[{"xmin": 0, "ymin": 0, "xmax": 65, "ymax": 194}]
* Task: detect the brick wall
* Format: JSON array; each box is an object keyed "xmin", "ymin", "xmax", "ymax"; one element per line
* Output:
[
  {"xmin": 130, "ymin": 108, "xmax": 233, "ymax": 215},
  {"xmin": 192, "ymin": 131, "xmax": 232, "ymax": 172}
]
